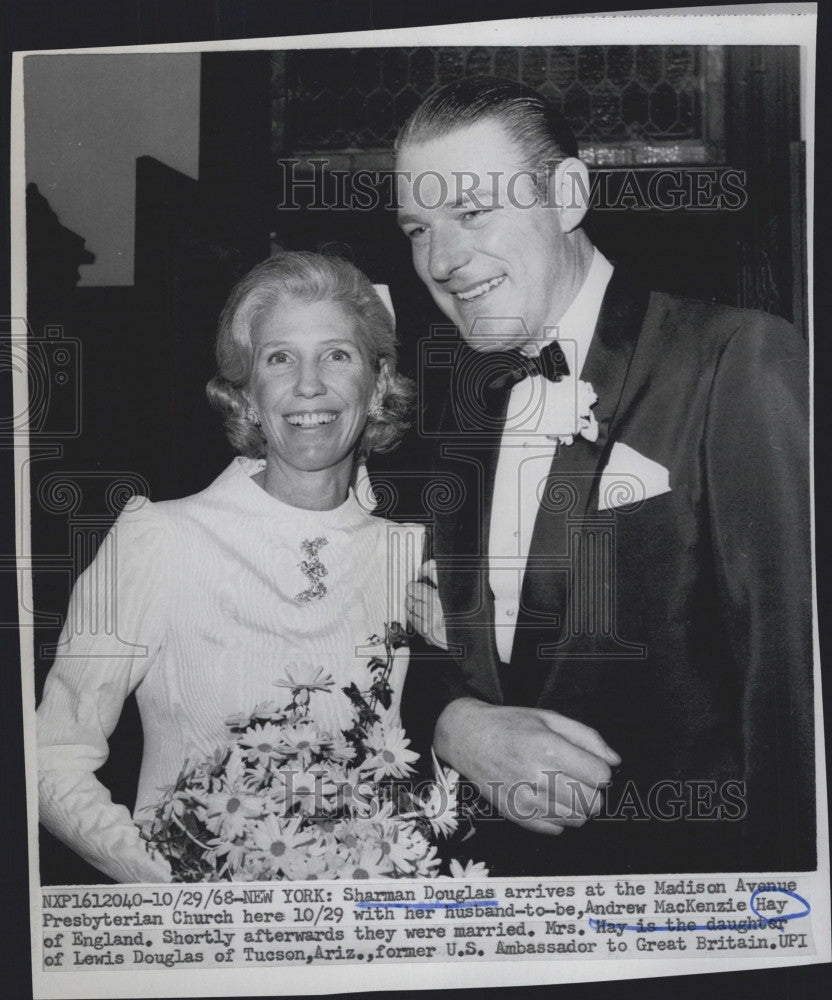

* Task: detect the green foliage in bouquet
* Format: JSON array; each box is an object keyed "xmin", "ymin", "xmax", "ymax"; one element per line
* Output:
[{"xmin": 140, "ymin": 623, "xmax": 487, "ymax": 881}]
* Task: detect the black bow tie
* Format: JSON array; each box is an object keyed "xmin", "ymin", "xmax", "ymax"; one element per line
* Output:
[{"xmin": 487, "ymin": 341, "xmax": 571, "ymax": 389}]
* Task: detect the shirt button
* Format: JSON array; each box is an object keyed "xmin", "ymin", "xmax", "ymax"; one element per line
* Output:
[
  {"xmin": 513, "ymin": 531, "xmax": 519, "ymax": 538},
  {"xmin": 506, "ymin": 609, "xmax": 516, "ymax": 617}
]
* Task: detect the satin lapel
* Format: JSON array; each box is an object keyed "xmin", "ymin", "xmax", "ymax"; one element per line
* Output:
[
  {"xmin": 573, "ymin": 268, "xmax": 651, "ymax": 519},
  {"xmin": 509, "ymin": 270, "xmax": 651, "ymax": 705},
  {"xmin": 435, "ymin": 373, "xmax": 512, "ymax": 705}
]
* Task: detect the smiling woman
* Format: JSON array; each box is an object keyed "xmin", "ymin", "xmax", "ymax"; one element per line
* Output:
[
  {"xmin": 207, "ymin": 253, "xmax": 414, "ymax": 484},
  {"xmin": 36, "ymin": 252, "xmax": 427, "ymax": 883}
]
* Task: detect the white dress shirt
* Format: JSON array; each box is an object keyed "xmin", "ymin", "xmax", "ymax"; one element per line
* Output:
[{"xmin": 488, "ymin": 249, "xmax": 614, "ymax": 663}]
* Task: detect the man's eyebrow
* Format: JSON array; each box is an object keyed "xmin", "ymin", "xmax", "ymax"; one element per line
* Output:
[
  {"xmin": 450, "ymin": 189, "xmax": 498, "ymax": 208},
  {"xmin": 397, "ymin": 189, "xmax": 497, "ymax": 223}
]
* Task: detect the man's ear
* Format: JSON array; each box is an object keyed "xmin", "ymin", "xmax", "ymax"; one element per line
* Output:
[{"xmin": 553, "ymin": 157, "xmax": 591, "ymax": 234}]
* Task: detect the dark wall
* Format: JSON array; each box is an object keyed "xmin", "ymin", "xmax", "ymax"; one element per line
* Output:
[{"xmin": 30, "ymin": 53, "xmax": 275, "ymax": 884}]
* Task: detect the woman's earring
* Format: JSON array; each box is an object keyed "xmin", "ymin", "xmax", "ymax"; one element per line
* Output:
[
  {"xmin": 369, "ymin": 367, "xmax": 388, "ymax": 421},
  {"xmin": 368, "ymin": 397, "xmax": 384, "ymax": 420},
  {"xmin": 245, "ymin": 404, "xmax": 261, "ymax": 427}
]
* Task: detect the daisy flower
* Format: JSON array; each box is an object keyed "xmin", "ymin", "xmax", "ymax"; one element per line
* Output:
[
  {"xmin": 412, "ymin": 843, "xmax": 442, "ymax": 877},
  {"xmin": 250, "ymin": 699, "xmax": 289, "ymax": 722},
  {"xmin": 238, "ymin": 722, "xmax": 287, "ymax": 767},
  {"xmin": 221, "ymin": 747, "xmax": 248, "ymax": 786},
  {"xmin": 449, "ymin": 858, "xmax": 490, "ymax": 878},
  {"xmin": 366, "ymin": 819, "xmax": 420, "ymax": 875},
  {"xmin": 206, "ymin": 837, "xmax": 249, "ymax": 877},
  {"xmin": 306, "ymin": 763, "xmax": 339, "ymax": 810},
  {"xmin": 419, "ymin": 781, "xmax": 459, "ymax": 838},
  {"xmin": 280, "ymin": 844, "xmax": 344, "ymax": 881},
  {"xmin": 336, "ymin": 845, "xmax": 393, "ymax": 879},
  {"xmin": 331, "ymin": 767, "xmax": 377, "ymax": 816},
  {"xmin": 277, "ymin": 723, "xmax": 324, "ymax": 760},
  {"xmin": 335, "ymin": 803, "xmax": 397, "ymax": 853},
  {"xmin": 260, "ymin": 771, "xmax": 292, "ymax": 810},
  {"xmin": 348, "ymin": 795, "xmax": 395, "ymax": 839},
  {"xmin": 398, "ymin": 827, "xmax": 436, "ymax": 868},
  {"xmin": 194, "ymin": 745, "xmax": 231, "ymax": 782},
  {"xmin": 334, "ymin": 816, "xmax": 364, "ymax": 852},
  {"xmin": 320, "ymin": 733, "xmax": 355, "ymax": 765},
  {"xmin": 224, "ymin": 710, "xmax": 255, "ymax": 730},
  {"xmin": 273, "ymin": 661, "xmax": 335, "ymax": 694},
  {"xmin": 362, "ymin": 724, "xmax": 419, "ymax": 780},
  {"xmin": 222, "ymin": 746, "xmax": 266, "ymax": 794},
  {"xmin": 314, "ymin": 816, "xmax": 338, "ymax": 837},
  {"xmin": 281, "ymin": 765, "xmax": 337, "ymax": 815},
  {"xmin": 238, "ymin": 854, "xmax": 272, "ymax": 881},
  {"xmin": 250, "ymin": 815, "xmax": 322, "ymax": 876},
  {"xmin": 200, "ymin": 787, "xmax": 262, "ymax": 839},
  {"xmin": 431, "ymin": 750, "xmax": 461, "ymax": 791}
]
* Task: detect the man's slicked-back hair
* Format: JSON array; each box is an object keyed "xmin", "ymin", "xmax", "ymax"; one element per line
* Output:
[{"xmin": 395, "ymin": 75, "xmax": 579, "ymax": 187}]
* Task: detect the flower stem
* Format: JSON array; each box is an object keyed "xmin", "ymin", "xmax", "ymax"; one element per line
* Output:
[
  {"xmin": 171, "ymin": 814, "xmax": 213, "ymax": 852},
  {"xmin": 367, "ymin": 631, "xmax": 395, "ymax": 715}
]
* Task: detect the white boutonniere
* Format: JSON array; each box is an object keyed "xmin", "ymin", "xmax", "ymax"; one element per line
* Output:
[{"xmin": 542, "ymin": 377, "xmax": 599, "ymax": 446}]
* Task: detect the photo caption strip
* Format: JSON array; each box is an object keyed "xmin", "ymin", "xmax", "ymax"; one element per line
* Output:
[{"xmin": 40, "ymin": 874, "xmax": 815, "ymax": 974}]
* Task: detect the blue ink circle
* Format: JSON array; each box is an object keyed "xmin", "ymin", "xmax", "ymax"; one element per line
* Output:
[{"xmin": 749, "ymin": 886, "xmax": 810, "ymax": 923}]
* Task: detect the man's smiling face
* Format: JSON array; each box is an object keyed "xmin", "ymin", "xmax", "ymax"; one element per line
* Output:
[{"xmin": 396, "ymin": 118, "xmax": 580, "ymax": 353}]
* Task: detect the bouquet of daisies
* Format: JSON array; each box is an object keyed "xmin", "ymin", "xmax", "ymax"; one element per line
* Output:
[{"xmin": 140, "ymin": 623, "xmax": 487, "ymax": 881}]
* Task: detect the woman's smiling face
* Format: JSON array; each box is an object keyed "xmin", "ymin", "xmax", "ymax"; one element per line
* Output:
[{"xmin": 247, "ymin": 298, "xmax": 379, "ymax": 479}]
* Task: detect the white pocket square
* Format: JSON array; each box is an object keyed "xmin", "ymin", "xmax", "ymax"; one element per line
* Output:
[{"xmin": 598, "ymin": 442, "xmax": 671, "ymax": 511}]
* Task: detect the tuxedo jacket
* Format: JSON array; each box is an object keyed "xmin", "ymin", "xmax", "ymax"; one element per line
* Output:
[{"xmin": 402, "ymin": 269, "xmax": 814, "ymax": 876}]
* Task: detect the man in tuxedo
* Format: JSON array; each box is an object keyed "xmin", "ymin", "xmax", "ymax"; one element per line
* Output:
[{"xmin": 398, "ymin": 77, "xmax": 813, "ymax": 875}]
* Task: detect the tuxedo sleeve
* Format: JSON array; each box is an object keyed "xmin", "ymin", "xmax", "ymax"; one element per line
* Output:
[
  {"xmin": 704, "ymin": 316, "xmax": 814, "ymax": 868},
  {"xmin": 400, "ymin": 635, "xmax": 471, "ymax": 763}
]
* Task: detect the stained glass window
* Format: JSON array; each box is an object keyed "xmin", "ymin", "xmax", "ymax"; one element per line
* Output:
[{"xmin": 280, "ymin": 46, "xmax": 725, "ymax": 167}]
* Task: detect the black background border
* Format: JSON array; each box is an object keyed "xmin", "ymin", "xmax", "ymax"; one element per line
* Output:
[{"xmin": 2, "ymin": 2, "xmax": 829, "ymax": 999}]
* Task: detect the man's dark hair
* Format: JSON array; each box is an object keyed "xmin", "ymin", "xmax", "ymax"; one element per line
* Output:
[{"xmin": 395, "ymin": 75, "xmax": 579, "ymax": 192}]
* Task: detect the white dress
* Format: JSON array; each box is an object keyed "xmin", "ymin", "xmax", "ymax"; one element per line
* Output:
[{"xmin": 37, "ymin": 457, "xmax": 425, "ymax": 883}]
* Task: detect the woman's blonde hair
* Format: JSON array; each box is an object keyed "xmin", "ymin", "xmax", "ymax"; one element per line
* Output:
[{"xmin": 206, "ymin": 252, "xmax": 415, "ymax": 458}]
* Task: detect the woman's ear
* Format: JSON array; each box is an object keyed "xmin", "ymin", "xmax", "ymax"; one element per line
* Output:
[{"xmin": 553, "ymin": 156, "xmax": 591, "ymax": 234}]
